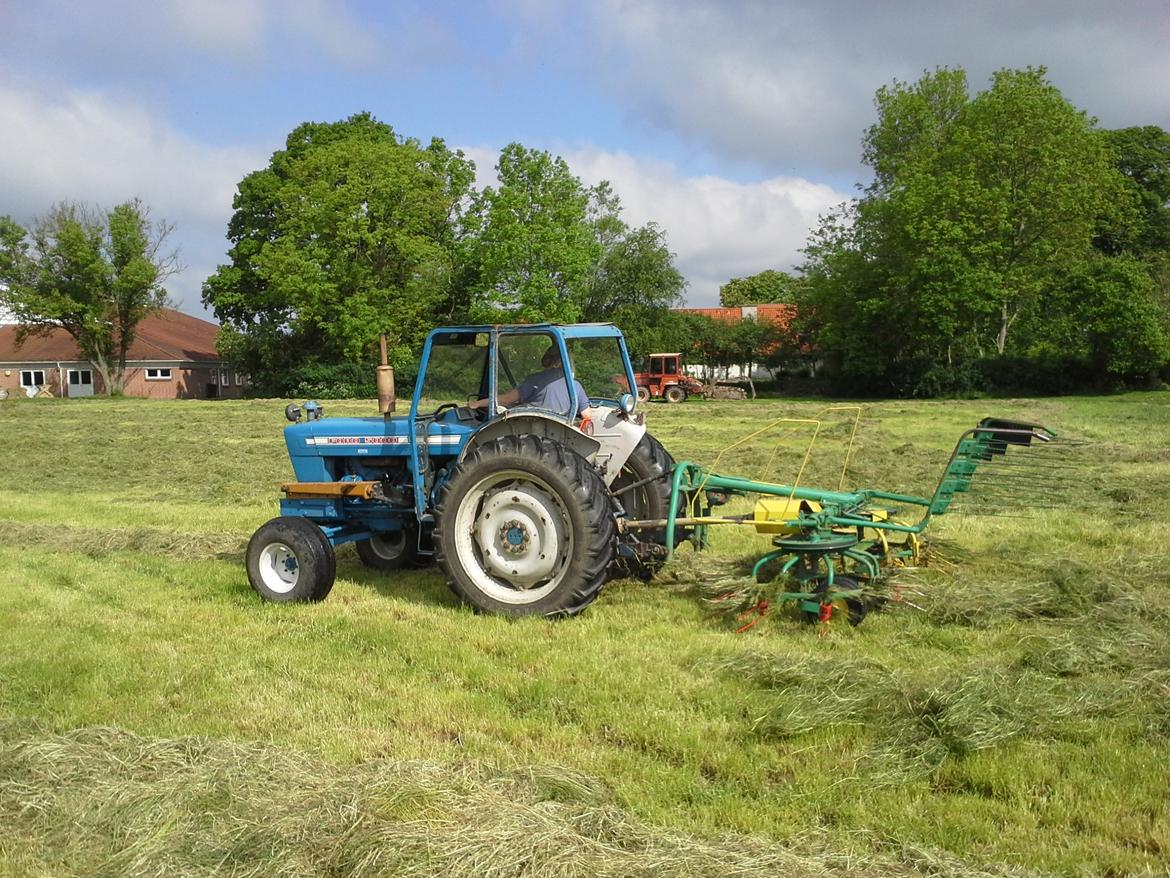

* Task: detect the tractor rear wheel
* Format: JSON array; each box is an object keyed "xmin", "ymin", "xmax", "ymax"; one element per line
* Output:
[
  {"xmin": 355, "ymin": 519, "xmax": 417, "ymax": 571},
  {"xmin": 609, "ymin": 433, "xmax": 686, "ymax": 578},
  {"xmin": 434, "ymin": 435, "xmax": 615, "ymax": 617},
  {"xmin": 663, "ymin": 385, "xmax": 686, "ymax": 403},
  {"xmin": 246, "ymin": 516, "xmax": 336, "ymax": 603}
]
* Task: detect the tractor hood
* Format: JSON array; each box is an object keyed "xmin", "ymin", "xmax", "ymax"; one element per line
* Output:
[{"xmin": 284, "ymin": 416, "xmax": 473, "ymax": 482}]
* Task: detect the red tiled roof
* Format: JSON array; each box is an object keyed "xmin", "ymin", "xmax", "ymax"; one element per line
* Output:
[
  {"xmin": 676, "ymin": 303, "xmax": 797, "ymax": 329},
  {"xmin": 0, "ymin": 308, "xmax": 222, "ymax": 364}
]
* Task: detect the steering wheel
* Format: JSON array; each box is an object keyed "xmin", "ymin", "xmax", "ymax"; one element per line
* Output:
[
  {"xmin": 432, "ymin": 402, "xmax": 487, "ymax": 423},
  {"xmin": 458, "ymin": 405, "xmax": 486, "ymax": 423}
]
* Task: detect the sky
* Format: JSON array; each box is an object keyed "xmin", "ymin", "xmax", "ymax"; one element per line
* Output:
[{"xmin": 2, "ymin": 0, "xmax": 1168, "ymax": 316}]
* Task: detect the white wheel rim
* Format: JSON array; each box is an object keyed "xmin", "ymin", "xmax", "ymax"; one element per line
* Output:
[
  {"xmin": 453, "ymin": 470, "xmax": 573, "ymax": 605},
  {"xmin": 368, "ymin": 531, "xmax": 407, "ymax": 560},
  {"xmin": 259, "ymin": 542, "xmax": 300, "ymax": 594}
]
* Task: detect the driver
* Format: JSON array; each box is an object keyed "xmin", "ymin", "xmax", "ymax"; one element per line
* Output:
[{"xmin": 471, "ymin": 344, "xmax": 590, "ymax": 419}]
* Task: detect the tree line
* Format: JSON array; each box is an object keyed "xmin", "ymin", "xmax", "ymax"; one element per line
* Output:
[
  {"xmin": 2, "ymin": 67, "xmax": 1167, "ymax": 399},
  {"xmin": 202, "ymin": 116, "xmax": 693, "ymax": 396},
  {"xmin": 798, "ymin": 67, "xmax": 1170, "ymax": 396}
]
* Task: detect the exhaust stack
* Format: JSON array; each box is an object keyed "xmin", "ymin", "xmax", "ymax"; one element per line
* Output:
[{"xmin": 377, "ymin": 334, "xmax": 396, "ymax": 419}]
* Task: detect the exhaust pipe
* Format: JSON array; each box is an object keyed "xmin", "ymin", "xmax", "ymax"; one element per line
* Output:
[{"xmin": 377, "ymin": 334, "xmax": 396, "ymax": 419}]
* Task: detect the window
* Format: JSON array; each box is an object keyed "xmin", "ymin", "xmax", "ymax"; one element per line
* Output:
[
  {"xmin": 145, "ymin": 368, "xmax": 172, "ymax": 380},
  {"xmin": 234, "ymin": 372, "xmax": 242, "ymax": 386},
  {"xmin": 219, "ymin": 369, "xmax": 229, "ymax": 385},
  {"xmin": 420, "ymin": 332, "xmax": 489, "ymax": 408},
  {"xmin": 20, "ymin": 370, "xmax": 45, "ymax": 388},
  {"xmin": 566, "ymin": 337, "xmax": 631, "ymax": 402},
  {"xmin": 497, "ymin": 331, "xmax": 570, "ymax": 416},
  {"xmin": 67, "ymin": 370, "xmax": 92, "ymax": 385}
]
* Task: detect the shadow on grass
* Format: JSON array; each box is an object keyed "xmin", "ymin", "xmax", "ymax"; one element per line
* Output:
[{"xmin": 332, "ymin": 547, "xmax": 457, "ymax": 608}]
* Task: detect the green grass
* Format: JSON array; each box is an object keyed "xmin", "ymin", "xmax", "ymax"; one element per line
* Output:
[{"xmin": 0, "ymin": 393, "xmax": 1168, "ymax": 876}]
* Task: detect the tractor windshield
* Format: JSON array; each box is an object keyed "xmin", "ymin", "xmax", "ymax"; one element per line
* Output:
[
  {"xmin": 496, "ymin": 331, "xmax": 578, "ymax": 419},
  {"xmin": 419, "ymin": 332, "xmax": 489, "ymax": 408},
  {"xmin": 567, "ymin": 337, "xmax": 630, "ymax": 403}
]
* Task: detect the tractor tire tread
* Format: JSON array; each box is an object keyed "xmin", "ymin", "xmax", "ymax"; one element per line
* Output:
[
  {"xmin": 433, "ymin": 434, "xmax": 615, "ymax": 617},
  {"xmin": 246, "ymin": 516, "xmax": 336, "ymax": 603}
]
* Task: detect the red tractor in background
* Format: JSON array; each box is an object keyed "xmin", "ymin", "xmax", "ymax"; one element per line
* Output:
[{"xmin": 632, "ymin": 353, "xmax": 706, "ymax": 403}]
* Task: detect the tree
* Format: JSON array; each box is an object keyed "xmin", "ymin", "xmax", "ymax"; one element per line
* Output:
[
  {"xmin": 464, "ymin": 144, "xmax": 599, "ymax": 323},
  {"xmin": 719, "ymin": 269, "xmax": 803, "ymax": 306},
  {"xmin": 0, "ymin": 200, "xmax": 178, "ymax": 395},
  {"xmin": 1102, "ymin": 126, "xmax": 1170, "ymax": 256},
  {"xmin": 801, "ymin": 67, "xmax": 1136, "ymax": 394},
  {"xmin": 203, "ymin": 114, "xmax": 475, "ymax": 388},
  {"xmin": 581, "ymin": 223, "xmax": 685, "ymax": 321},
  {"xmin": 1020, "ymin": 254, "xmax": 1169, "ymax": 381}
]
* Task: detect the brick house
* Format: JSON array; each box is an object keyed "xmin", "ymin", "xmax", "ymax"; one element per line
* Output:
[{"xmin": 0, "ymin": 307, "xmax": 246, "ymax": 399}]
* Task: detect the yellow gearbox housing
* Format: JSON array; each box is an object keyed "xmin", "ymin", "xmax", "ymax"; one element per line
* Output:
[
  {"xmin": 753, "ymin": 496, "xmax": 821, "ymax": 534},
  {"xmin": 753, "ymin": 497, "xmax": 893, "ymax": 537}
]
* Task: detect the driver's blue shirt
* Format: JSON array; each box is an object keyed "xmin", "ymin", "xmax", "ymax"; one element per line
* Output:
[{"xmin": 518, "ymin": 368, "xmax": 590, "ymax": 416}]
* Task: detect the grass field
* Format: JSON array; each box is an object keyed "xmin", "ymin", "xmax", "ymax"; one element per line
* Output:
[{"xmin": 1, "ymin": 392, "xmax": 1168, "ymax": 876}]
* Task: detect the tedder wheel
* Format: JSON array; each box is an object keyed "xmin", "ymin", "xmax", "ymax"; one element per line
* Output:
[
  {"xmin": 663, "ymin": 385, "xmax": 686, "ymax": 404},
  {"xmin": 355, "ymin": 518, "xmax": 418, "ymax": 571},
  {"xmin": 636, "ymin": 386, "xmax": 651, "ymax": 403},
  {"xmin": 801, "ymin": 575, "xmax": 868, "ymax": 627},
  {"xmin": 246, "ymin": 516, "xmax": 336, "ymax": 603},
  {"xmin": 434, "ymin": 435, "xmax": 615, "ymax": 617}
]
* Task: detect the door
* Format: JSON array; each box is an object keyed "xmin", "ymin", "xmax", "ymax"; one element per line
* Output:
[{"xmin": 67, "ymin": 369, "xmax": 95, "ymax": 398}]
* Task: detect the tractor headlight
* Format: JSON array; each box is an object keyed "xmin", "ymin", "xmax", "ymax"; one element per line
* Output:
[
  {"xmin": 284, "ymin": 403, "xmax": 302, "ymax": 423},
  {"xmin": 617, "ymin": 392, "xmax": 635, "ymax": 415}
]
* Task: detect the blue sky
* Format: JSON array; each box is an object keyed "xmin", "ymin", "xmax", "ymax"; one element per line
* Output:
[{"xmin": 2, "ymin": 0, "xmax": 1168, "ymax": 314}]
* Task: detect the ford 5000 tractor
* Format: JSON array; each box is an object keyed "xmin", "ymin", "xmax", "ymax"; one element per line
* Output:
[{"xmin": 247, "ymin": 324, "xmax": 681, "ymax": 616}]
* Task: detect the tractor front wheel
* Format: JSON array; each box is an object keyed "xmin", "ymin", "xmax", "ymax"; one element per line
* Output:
[
  {"xmin": 663, "ymin": 385, "xmax": 686, "ymax": 403},
  {"xmin": 636, "ymin": 386, "xmax": 651, "ymax": 403},
  {"xmin": 246, "ymin": 516, "xmax": 336, "ymax": 603},
  {"xmin": 434, "ymin": 435, "xmax": 614, "ymax": 617}
]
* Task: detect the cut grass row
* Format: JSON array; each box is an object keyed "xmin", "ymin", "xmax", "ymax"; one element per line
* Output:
[{"xmin": 0, "ymin": 393, "xmax": 1168, "ymax": 875}]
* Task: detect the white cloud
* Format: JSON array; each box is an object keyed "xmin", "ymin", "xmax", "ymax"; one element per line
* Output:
[
  {"xmin": 577, "ymin": 0, "xmax": 1170, "ymax": 173},
  {"xmin": 167, "ymin": 0, "xmax": 268, "ymax": 60},
  {"xmin": 454, "ymin": 143, "xmax": 847, "ymax": 307},
  {"xmin": 262, "ymin": 0, "xmax": 385, "ymax": 68},
  {"xmin": 0, "ymin": 79, "xmax": 267, "ymax": 314},
  {"xmin": 557, "ymin": 149, "xmax": 847, "ymax": 306},
  {"xmin": 0, "ymin": 1, "xmax": 416, "ymax": 78},
  {"xmin": 158, "ymin": 0, "xmax": 390, "ymax": 68}
]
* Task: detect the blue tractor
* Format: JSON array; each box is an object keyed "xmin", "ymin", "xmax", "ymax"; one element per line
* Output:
[{"xmin": 246, "ymin": 323, "xmax": 681, "ymax": 616}]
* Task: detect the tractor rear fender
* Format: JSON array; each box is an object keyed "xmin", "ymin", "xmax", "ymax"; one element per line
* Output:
[
  {"xmin": 588, "ymin": 406, "xmax": 647, "ymax": 487},
  {"xmin": 460, "ymin": 408, "xmax": 645, "ymax": 488}
]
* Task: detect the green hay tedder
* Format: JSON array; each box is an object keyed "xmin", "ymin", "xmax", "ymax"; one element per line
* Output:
[{"xmin": 622, "ymin": 413, "xmax": 1073, "ymax": 626}]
